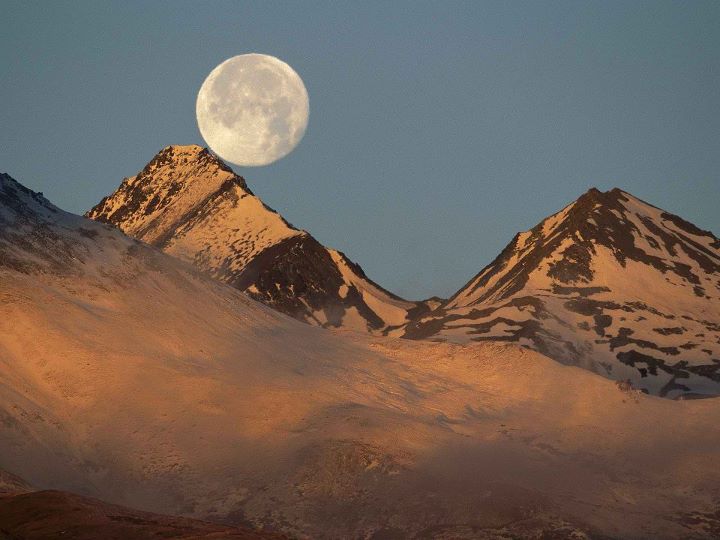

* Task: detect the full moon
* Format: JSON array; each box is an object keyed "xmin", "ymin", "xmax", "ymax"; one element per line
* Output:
[{"xmin": 196, "ymin": 54, "xmax": 309, "ymax": 167}]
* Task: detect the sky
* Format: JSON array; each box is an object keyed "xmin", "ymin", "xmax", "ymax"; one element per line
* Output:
[{"xmin": 2, "ymin": 1, "xmax": 719, "ymax": 299}]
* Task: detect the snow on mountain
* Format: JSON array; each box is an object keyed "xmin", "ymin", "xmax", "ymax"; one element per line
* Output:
[
  {"xmin": 403, "ymin": 187, "xmax": 720, "ymax": 397},
  {"xmin": 86, "ymin": 145, "xmax": 425, "ymax": 332},
  {"xmin": 5, "ymin": 173, "xmax": 720, "ymax": 538}
]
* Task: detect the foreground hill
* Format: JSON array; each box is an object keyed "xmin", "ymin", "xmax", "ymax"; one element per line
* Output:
[
  {"xmin": 403, "ymin": 188, "xmax": 720, "ymax": 398},
  {"xmin": 0, "ymin": 479, "xmax": 283, "ymax": 540},
  {"xmin": 2, "ymin": 173, "xmax": 720, "ymax": 538},
  {"xmin": 86, "ymin": 145, "xmax": 429, "ymax": 332}
]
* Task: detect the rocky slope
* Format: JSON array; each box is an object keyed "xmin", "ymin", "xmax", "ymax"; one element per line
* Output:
[
  {"xmin": 86, "ymin": 145, "xmax": 427, "ymax": 332},
  {"xmin": 403, "ymin": 188, "xmax": 720, "ymax": 397},
  {"xmin": 4, "ymin": 172, "xmax": 720, "ymax": 538}
]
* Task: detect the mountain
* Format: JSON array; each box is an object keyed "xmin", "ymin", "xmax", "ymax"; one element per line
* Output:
[
  {"xmin": 86, "ymin": 145, "xmax": 428, "ymax": 332},
  {"xmin": 85, "ymin": 158, "xmax": 719, "ymax": 397},
  {"xmin": 403, "ymin": 187, "xmax": 720, "ymax": 397},
  {"xmin": 5, "ymin": 172, "xmax": 720, "ymax": 538}
]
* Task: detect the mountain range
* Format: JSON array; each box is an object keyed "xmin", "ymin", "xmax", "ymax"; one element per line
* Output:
[
  {"xmin": 2, "ymin": 152, "xmax": 720, "ymax": 538},
  {"xmin": 86, "ymin": 145, "xmax": 434, "ymax": 333},
  {"xmin": 86, "ymin": 146, "xmax": 720, "ymax": 398}
]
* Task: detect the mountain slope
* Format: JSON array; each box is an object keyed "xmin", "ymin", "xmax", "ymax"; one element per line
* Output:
[
  {"xmin": 0, "ymin": 482, "xmax": 282, "ymax": 540},
  {"xmin": 86, "ymin": 145, "xmax": 425, "ymax": 332},
  {"xmin": 5, "ymin": 172, "xmax": 720, "ymax": 538},
  {"xmin": 403, "ymin": 188, "xmax": 720, "ymax": 397}
]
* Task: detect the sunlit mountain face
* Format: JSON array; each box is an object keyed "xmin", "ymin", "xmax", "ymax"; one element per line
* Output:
[
  {"xmin": 86, "ymin": 145, "xmax": 434, "ymax": 333},
  {"xmin": 403, "ymin": 187, "xmax": 720, "ymax": 398},
  {"xmin": 2, "ymin": 171, "xmax": 720, "ymax": 538}
]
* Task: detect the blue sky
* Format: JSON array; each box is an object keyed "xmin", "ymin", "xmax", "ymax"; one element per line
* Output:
[{"xmin": 2, "ymin": 1, "xmax": 719, "ymax": 299}]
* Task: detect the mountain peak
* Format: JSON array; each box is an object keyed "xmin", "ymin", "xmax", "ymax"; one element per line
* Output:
[
  {"xmin": 583, "ymin": 186, "xmax": 604, "ymax": 197},
  {"xmin": 156, "ymin": 144, "xmax": 219, "ymax": 164},
  {"xmin": 450, "ymin": 186, "xmax": 719, "ymax": 308},
  {"xmin": 143, "ymin": 144, "xmax": 243, "ymax": 184},
  {"xmin": 1, "ymin": 172, "xmax": 34, "ymax": 196},
  {"xmin": 406, "ymin": 186, "xmax": 720, "ymax": 397},
  {"xmin": 162, "ymin": 144, "xmax": 204, "ymax": 153},
  {"xmin": 86, "ymin": 144, "xmax": 250, "ymax": 243},
  {"xmin": 0, "ymin": 172, "xmax": 58, "ymax": 220},
  {"xmin": 575, "ymin": 186, "xmax": 633, "ymax": 207},
  {"xmin": 86, "ymin": 146, "xmax": 423, "ymax": 333}
]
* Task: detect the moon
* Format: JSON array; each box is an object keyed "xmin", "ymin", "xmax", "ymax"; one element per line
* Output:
[{"xmin": 196, "ymin": 54, "xmax": 309, "ymax": 167}]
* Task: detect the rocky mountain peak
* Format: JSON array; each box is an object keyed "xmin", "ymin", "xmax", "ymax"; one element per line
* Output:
[
  {"xmin": 86, "ymin": 145, "xmax": 251, "ymax": 244},
  {"xmin": 450, "ymin": 187, "xmax": 719, "ymax": 309},
  {"xmin": 86, "ymin": 146, "xmax": 424, "ymax": 333},
  {"xmin": 405, "ymin": 186, "xmax": 720, "ymax": 397},
  {"xmin": 146, "ymin": 145, "xmax": 241, "ymax": 182},
  {"xmin": 537, "ymin": 187, "xmax": 641, "ymax": 243}
]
